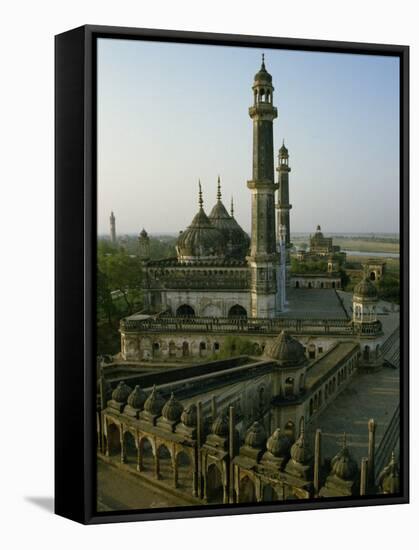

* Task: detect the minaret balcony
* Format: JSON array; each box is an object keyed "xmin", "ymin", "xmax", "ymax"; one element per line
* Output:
[
  {"xmin": 249, "ymin": 104, "xmax": 278, "ymax": 120},
  {"xmin": 247, "ymin": 179, "xmax": 278, "ymax": 190}
]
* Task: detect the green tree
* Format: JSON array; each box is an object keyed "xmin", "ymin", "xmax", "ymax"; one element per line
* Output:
[{"xmin": 98, "ymin": 250, "xmax": 144, "ymax": 315}]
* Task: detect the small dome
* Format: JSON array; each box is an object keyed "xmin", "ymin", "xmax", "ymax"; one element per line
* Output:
[
  {"xmin": 244, "ymin": 421, "xmax": 266, "ymax": 449},
  {"xmin": 264, "ymin": 330, "xmax": 306, "ymax": 367},
  {"xmin": 354, "ymin": 277, "xmax": 378, "ymax": 299},
  {"xmin": 162, "ymin": 392, "xmax": 184, "ymax": 422},
  {"xmin": 143, "ymin": 385, "xmax": 165, "ymax": 416},
  {"xmin": 379, "ymin": 452, "xmax": 399, "ymax": 494},
  {"xmin": 330, "ymin": 437, "xmax": 358, "ymax": 481},
  {"xmin": 279, "ymin": 142, "xmax": 288, "ymax": 157},
  {"xmin": 290, "ymin": 430, "xmax": 312, "ymax": 465},
  {"xmin": 211, "ymin": 414, "xmax": 229, "ymax": 437},
  {"xmin": 266, "ymin": 428, "xmax": 292, "ymax": 458},
  {"xmin": 127, "ymin": 385, "xmax": 147, "ymax": 410},
  {"xmin": 111, "ymin": 381, "xmax": 132, "ymax": 404},
  {"xmin": 139, "ymin": 228, "xmax": 148, "ymax": 238},
  {"xmin": 180, "ymin": 404, "xmax": 197, "ymax": 427},
  {"xmin": 254, "ymin": 55, "xmax": 272, "ymax": 84}
]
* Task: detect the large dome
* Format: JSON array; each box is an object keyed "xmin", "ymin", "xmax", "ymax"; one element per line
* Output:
[
  {"xmin": 264, "ymin": 330, "xmax": 306, "ymax": 367},
  {"xmin": 208, "ymin": 180, "xmax": 250, "ymax": 259},
  {"xmin": 176, "ymin": 183, "xmax": 225, "ymax": 263}
]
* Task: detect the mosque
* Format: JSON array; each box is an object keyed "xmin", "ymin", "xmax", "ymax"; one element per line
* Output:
[{"xmin": 97, "ymin": 57, "xmax": 400, "ymax": 509}]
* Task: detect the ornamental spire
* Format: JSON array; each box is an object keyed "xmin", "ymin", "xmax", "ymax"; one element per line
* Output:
[
  {"xmin": 230, "ymin": 196, "xmax": 234, "ymax": 217},
  {"xmin": 198, "ymin": 180, "xmax": 203, "ymax": 209},
  {"xmin": 261, "ymin": 53, "xmax": 265, "ymax": 70},
  {"xmin": 217, "ymin": 175, "xmax": 221, "ymax": 201}
]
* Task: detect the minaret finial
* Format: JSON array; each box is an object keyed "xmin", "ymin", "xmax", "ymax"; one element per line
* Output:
[
  {"xmin": 261, "ymin": 53, "xmax": 265, "ymax": 69},
  {"xmin": 198, "ymin": 180, "xmax": 203, "ymax": 209},
  {"xmin": 342, "ymin": 432, "xmax": 347, "ymax": 448},
  {"xmin": 217, "ymin": 175, "xmax": 221, "ymax": 201},
  {"xmin": 230, "ymin": 196, "xmax": 234, "ymax": 217}
]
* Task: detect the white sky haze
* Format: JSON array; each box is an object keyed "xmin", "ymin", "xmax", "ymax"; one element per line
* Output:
[{"xmin": 97, "ymin": 38, "xmax": 400, "ymax": 236}]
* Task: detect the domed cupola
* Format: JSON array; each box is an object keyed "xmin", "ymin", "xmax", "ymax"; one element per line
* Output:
[
  {"xmin": 127, "ymin": 385, "xmax": 146, "ymax": 409},
  {"xmin": 330, "ymin": 434, "xmax": 358, "ymax": 481},
  {"xmin": 266, "ymin": 428, "xmax": 292, "ymax": 458},
  {"xmin": 180, "ymin": 404, "xmax": 197, "ymax": 428},
  {"xmin": 208, "ymin": 178, "xmax": 250, "ymax": 259},
  {"xmin": 140, "ymin": 385, "xmax": 165, "ymax": 424},
  {"xmin": 157, "ymin": 392, "xmax": 184, "ymax": 431},
  {"xmin": 108, "ymin": 380, "xmax": 132, "ymax": 412},
  {"xmin": 254, "ymin": 53, "xmax": 272, "ymax": 84},
  {"xmin": 354, "ymin": 277, "xmax": 378, "ymax": 299},
  {"xmin": 124, "ymin": 385, "xmax": 147, "ymax": 418},
  {"xmin": 175, "ymin": 403, "xmax": 198, "ymax": 438},
  {"xmin": 211, "ymin": 413, "xmax": 229, "ymax": 438},
  {"xmin": 261, "ymin": 428, "xmax": 292, "ymax": 469},
  {"xmin": 176, "ymin": 182, "xmax": 225, "ymax": 264},
  {"xmin": 378, "ymin": 452, "xmax": 400, "ymax": 494},
  {"xmin": 264, "ymin": 330, "xmax": 307, "ymax": 367},
  {"xmin": 285, "ymin": 423, "xmax": 313, "ymax": 480},
  {"xmin": 244, "ymin": 421, "xmax": 267, "ymax": 449},
  {"xmin": 111, "ymin": 381, "xmax": 132, "ymax": 403},
  {"xmin": 319, "ymin": 434, "xmax": 360, "ymax": 497},
  {"xmin": 162, "ymin": 392, "xmax": 184, "ymax": 422}
]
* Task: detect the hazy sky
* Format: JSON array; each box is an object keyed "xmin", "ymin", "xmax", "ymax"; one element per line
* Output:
[{"xmin": 97, "ymin": 38, "xmax": 400, "ymax": 236}]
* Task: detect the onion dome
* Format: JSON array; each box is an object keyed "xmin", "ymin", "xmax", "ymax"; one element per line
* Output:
[
  {"xmin": 264, "ymin": 330, "xmax": 306, "ymax": 367},
  {"xmin": 330, "ymin": 434, "xmax": 358, "ymax": 481},
  {"xmin": 254, "ymin": 54, "xmax": 272, "ymax": 84},
  {"xmin": 290, "ymin": 426, "xmax": 312, "ymax": 465},
  {"xmin": 354, "ymin": 277, "xmax": 378, "ymax": 299},
  {"xmin": 139, "ymin": 228, "xmax": 148, "ymax": 238},
  {"xmin": 279, "ymin": 140, "xmax": 289, "ymax": 157},
  {"xmin": 266, "ymin": 428, "xmax": 292, "ymax": 458},
  {"xmin": 180, "ymin": 404, "xmax": 197, "ymax": 427},
  {"xmin": 161, "ymin": 392, "xmax": 184, "ymax": 422},
  {"xmin": 244, "ymin": 421, "xmax": 266, "ymax": 449},
  {"xmin": 111, "ymin": 381, "xmax": 132, "ymax": 404},
  {"xmin": 127, "ymin": 385, "xmax": 147, "ymax": 410},
  {"xmin": 378, "ymin": 452, "xmax": 400, "ymax": 494},
  {"xmin": 176, "ymin": 182, "xmax": 225, "ymax": 263},
  {"xmin": 211, "ymin": 413, "xmax": 229, "ymax": 437},
  {"xmin": 143, "ymin": 385, "xmax": 165, "ymax": 416},
  {"xmin": 208, "ymin": 179, "xmax": 250, "ymax": 258}
]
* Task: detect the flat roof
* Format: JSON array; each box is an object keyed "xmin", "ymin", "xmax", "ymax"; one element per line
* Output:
[{"xmin": 305, "ymin": 341, "xmax": 359, "ymax": 390}]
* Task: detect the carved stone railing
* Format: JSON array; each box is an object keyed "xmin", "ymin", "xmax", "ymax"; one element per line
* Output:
[{"xmin": 120, "ymin": 315, "xmax": 368, "ymax": 336}]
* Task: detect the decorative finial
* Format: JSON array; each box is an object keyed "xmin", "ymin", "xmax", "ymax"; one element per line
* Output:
[
  {"xmin": 198, "ymin": 180, "xmax": 203, "ymax": 209},
  {"xmin": 217, "ymin": 175, "xmax": 221, "ymax": 201},
  {"xmin": 230, "ymin": 196, "xmax": 234, "ymax": 217},
  {"xmin": 282, "ymin": 138, "xmax": 285, "ymax": 146},
  {"xmin": 261, "ymin": 53, "xmax": 265, "ymax": 69},
  {"xmin": 342, "ymin": 432, "xmax": 347, "ymax": 448}
]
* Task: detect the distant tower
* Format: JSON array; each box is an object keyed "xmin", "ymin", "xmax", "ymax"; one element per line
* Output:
[
  {"xmin": 276, "ymin": 224, "xmax": 287, "ymax": 313},
  {"xmin": 276, "ymin": 141, "xmax": 292, "ymax": 249},
  {"xmin": 110, "ymin": 211, "xmax": 116, "ymax": 245},
  {"xmin": 247, "ymin": 55, "xmax": 279, "ymax": 318},
  {"xmin": 138, "ymin": 228, "xmax": 150, "ymax": 261}
]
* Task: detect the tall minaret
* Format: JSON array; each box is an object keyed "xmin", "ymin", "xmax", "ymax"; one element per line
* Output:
[
  {"xmin": 247, "ymin": 55, "xmax": 279, "ymax": 318},
  {"xmin": 276, "ymin": 141, "xmax": 292, "ymax": 249},
  {"xmin": 110, "ymin": 211, "xmax": 116, "ymax": 245}
]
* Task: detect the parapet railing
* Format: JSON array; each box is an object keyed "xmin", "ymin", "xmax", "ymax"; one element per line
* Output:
[{"xmin": 120, "ymin": 315, "xmax": 382, "ymax": 336}]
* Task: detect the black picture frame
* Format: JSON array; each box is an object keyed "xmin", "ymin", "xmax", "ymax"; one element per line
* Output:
[{"xmin": 55, "ymin": 24, "xmax": 409, "ymax": 525}]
